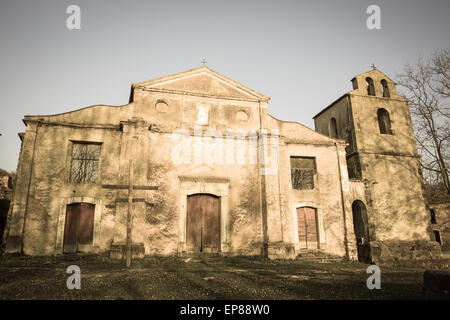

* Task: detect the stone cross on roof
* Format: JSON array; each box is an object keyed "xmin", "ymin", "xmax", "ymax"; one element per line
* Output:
[{"xmin": 201, "ymin": 58, "xmax": 207, "ymax": 66}]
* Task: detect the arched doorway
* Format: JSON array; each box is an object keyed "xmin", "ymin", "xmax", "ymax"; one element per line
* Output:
[
  {"xmin": 63, "ymin": 203, "xmax": 95, "ymax": 253},
  {"xmin": 351, "ymin": 200, "xmax": 371, "ymax": 263},
  {"xmin": 296, "ymin": 207, "xmax": 319, "ymax": 249},
  {"xmin": 186, "ymin": 194, "xmax": 220, "ymax": 253}
]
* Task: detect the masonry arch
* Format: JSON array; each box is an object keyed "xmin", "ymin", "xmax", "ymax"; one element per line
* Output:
[
  {"xmin": 377, "ymin": 108, "xmax": 392, "ymax": 134},
  {"xmin": 366, "ymin": 77, "xmax": 375, "ymax": 96},
  {"xmin": 351, "ymin": 200, "xmax": 371, "ymax": 263},
  {"xmin": 381, "ymin": 79, "xmax": 390, "ymax": 98}
]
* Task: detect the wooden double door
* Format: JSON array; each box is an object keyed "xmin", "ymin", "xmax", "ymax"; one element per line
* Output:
[
  {"xmin": 297, "ymin": 207, "xmax": 318, "ymax": 249},
  {"xmin": 63, "ymin": 203, "xmax": 95, "ymax": 253},
  {"xmin": 186, "ymin": 194, "xmax": 220, "ymax": 253}
]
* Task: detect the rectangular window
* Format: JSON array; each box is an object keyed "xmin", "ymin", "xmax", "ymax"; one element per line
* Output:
[
  {"xmin": 433, "ymin": 230, "xmax": 441, "ymax": 245},
  {"xmin": 70, "ymin": 142, "xmax": 101, "ymax": 184},
  {"xmin": 430, "ymin": 209, "xmax": 437, "ymax": 224},
  {"xmin": 290, "ymin": 157, "xmax": 316, "ymax": 190}
]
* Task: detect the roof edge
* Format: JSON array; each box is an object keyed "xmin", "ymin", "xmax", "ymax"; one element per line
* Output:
[
  {"xmin": 268, "ymin": 113, "xmax": 347, "ymax": 145},
  {"xmin": 132, "ymin": 65, "xmax": 271, "ymax": 102},
  {"xmin": 312, "ymin": 93, "xmax": 349, "ymax": 119}
]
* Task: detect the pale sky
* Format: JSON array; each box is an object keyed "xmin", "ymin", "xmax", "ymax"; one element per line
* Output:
[{"xmin": 1, "ymin": 0, "xmax": 449, "ymax": 172}]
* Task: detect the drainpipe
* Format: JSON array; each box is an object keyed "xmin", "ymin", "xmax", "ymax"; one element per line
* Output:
[{"xmin": 335, "ymin": 142, "xmax": 350, "ymax": 260}]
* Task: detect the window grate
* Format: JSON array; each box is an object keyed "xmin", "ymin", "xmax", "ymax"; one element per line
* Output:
[
  {"xmin": 290, "ymin": 157, "xmax": 316, "ymax": 190},
  {"xmin": 70, "ymin": 142, "xmax": 101, "ymax": 184}
]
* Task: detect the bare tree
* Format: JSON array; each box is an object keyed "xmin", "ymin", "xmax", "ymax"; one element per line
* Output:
[{"xmin": 397, "ymin": 49, "xmax": 450, "ymax": 195}]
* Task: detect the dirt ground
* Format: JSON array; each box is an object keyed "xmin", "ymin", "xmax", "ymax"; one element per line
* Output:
[{"xmin": 0, "ymin": 254, "xmax": 432, "ymax": 300}]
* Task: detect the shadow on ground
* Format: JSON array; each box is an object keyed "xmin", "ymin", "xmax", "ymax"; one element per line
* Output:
[{"xmin": 0, "ymin": 254, "xmax": 428, "ymax": 300}]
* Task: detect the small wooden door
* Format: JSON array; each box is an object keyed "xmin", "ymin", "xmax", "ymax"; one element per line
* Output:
[
  {"xmin": 186, "ymin": 194, "xmax": 220, "ymax": 253},
  {"xmin": 63, "ymin": 203, "xmax": 95, "ymax": 253},
  {"xmin": 297, "ymin": 207, "xmax": 318, "ymax": 249}
]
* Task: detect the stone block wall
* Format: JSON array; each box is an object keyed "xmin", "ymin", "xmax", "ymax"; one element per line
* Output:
[{"xmin": 370, "ymin": 240, "xmax": 442, "ymax": 264}]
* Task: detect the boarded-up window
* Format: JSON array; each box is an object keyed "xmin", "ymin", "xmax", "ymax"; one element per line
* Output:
[
  {"xmin": 70, "ymin": 142, "xmax": 101, "ymax": 184},
  {"xmin": 291, "ymin": 157, "xmax": 316, "ymax": 190}
]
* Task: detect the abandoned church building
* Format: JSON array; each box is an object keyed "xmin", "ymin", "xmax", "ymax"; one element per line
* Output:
[{"xmin": 2, "ymin": 66, "xmax": 443, "ymax": 262}]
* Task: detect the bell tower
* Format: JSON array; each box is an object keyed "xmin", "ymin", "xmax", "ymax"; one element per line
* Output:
[{"xmin": 313, "ymin": 68, "xmax": 439, "ymax": 263}]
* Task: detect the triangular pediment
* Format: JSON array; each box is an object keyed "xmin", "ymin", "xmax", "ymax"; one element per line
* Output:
[{"xmin": 133, "ymin": 66, "xmax": 270, "ymax": 102}]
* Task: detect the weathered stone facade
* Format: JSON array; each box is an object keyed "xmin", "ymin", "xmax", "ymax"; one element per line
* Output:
[
  {"xmin": 314, "ymin": 68, "xmax": 441, "ymax": 262},
  {"xmin": 427, "ymin": 203, "xmax": 450, "ymax": 252},
  {"xmin": 3, "ymin": 66, "xmax": 440, "ymax": 261}
]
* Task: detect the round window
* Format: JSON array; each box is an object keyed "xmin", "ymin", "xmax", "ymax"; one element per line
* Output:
[
  {"xmin": 155, "ymin": 100, "xmax": 169, "ymax": 113},
  {"xmin": 236, "ymin": 110, "xmax": 249, "ymax": 121}
]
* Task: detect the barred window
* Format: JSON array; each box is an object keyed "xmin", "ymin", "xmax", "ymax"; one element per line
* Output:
[
  {"xmin": 70, "ymin": 142, "xmax": 101, "ymax": 184},
  {"xmin": 290, "ymin": 157, "xmax": 316, "ymax": 190}
]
